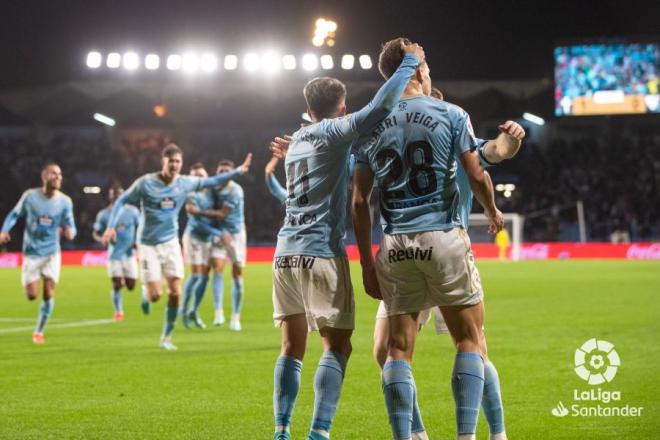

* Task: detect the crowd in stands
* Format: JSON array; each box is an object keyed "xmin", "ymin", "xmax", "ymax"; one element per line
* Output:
[{"xmin": 0, "ymin": 126, "xmax": 657, "ymax": 252}]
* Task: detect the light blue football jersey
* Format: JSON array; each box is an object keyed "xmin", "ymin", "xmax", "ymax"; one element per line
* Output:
[
  {"xmin": 215, "ymin": 182, "xmax": 244, "ymax": 235},
  {"xmin": 109, "ymin": 170, "xmax": 240, "ymax": 246},
  {"xmin": 356, "ymin": 96, "xmax": 479, "ymax": 235},
  {"xmin": 275, "ymin": 53, "xmax": 421, "ymax": 258},
  {"xmin": 94, "ymin": 204, "xmax": 139, "ymax": 260},
  {"xmin": 184, "ymin": 189, "xmax": 218, "ymax": 242},
  {"xmin": 1, "ymin": 188, "xmax": 76, "ymax": 257},
  {"xmin": 456, "ymin": 142, "xmax": 492, "ymax": 230}
]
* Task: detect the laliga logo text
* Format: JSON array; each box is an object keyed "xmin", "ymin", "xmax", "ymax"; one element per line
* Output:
[{"xmin": 551, "ymin": 338, "xmax": 643, "ymax": 418}]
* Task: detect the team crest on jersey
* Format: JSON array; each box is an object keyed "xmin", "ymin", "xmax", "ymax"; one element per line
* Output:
[
  {"xmin": 160, "ymin": 197, "xmax": 175, "ymax": 210},
  {"xmin": 398, "ymin": 102, "xmax": 408, "ymax": 111},
  {"xmin": 38, "ymin": 215, "xmax": 54, "ymax": 227}
]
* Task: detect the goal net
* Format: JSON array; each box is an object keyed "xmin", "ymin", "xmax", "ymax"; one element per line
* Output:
[{"xmin": 468, "ymin": 213, "xmax": 524, "ymax": 261}]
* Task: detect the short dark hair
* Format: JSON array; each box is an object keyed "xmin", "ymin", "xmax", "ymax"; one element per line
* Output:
[
  {"xmin": 190, "ymin": 162, "xmax": 205, "ymax": 171},
  {"xmin": 217, "ymin": 159, "xmax": 235, "ymax": 169},
  {"xmin": 430, "ymin": 87, "xmax": 444, "ymax": 100},
  {"xmin": 162, "ymin": 143, "xmax": 183, "ymax": 158},
  {"xmin": 41, "ymin": 161, "xmax": 59, "ymax": 172},
  {"xmin": 378, "ymin": 37, "xmax": 411, "ymax": 80},
  {"xmin": 303, "ymin": 77, "xmax": 347, "ymax": 120}
]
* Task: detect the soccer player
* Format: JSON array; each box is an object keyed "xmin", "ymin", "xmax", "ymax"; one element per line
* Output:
[
  {"xmin": 351, "ymin": 38, "xmax": 509, "ymax": 440},
  {"xmin": 210, "ymin": 160, "xmax": 247, "ymax": 331},
  {"xmin": 181, "ymin": 162, "xmax": 229, "ymax": 329},
  {"xmin": 93, "ymin": 186, "xmax": 140, "ymax": 321},
  {"xmin": 101, "ymin": 144, "xmax": 252, "ymax": 350},
  {"xmin": 0, "ymin": 163, "xmax": 76, "ymax": 344},
  {"xmin": 270, "ymin": 42, "xmax": 424, "ymax": 440}
]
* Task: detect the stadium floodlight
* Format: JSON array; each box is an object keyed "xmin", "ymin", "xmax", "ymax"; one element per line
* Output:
[
  {"xmin": 224, "ymin": 55, "xmax": 238, "ymax": 70},
  {"xmin": 83, "ymin": 186, "xmax": 102, "ymax": 194},
  {"xmin": 122, "ymin": 52, "xmax": 139, "ymax": 71},
  {"xmin": 523, "ymin": 112, "xmax": 545, "ymax": 126},
  {"xmin": 106, "ymin": 52, "xmax": 121, "ymax": 69},
  {"xmin": 302, "ymin": 54, "xmax": 318, "ymax": 71},
  {"xmin": 145, "ymin": 54, "xmax": 160, "ymax": 70},
  {"xmin": 359, "ymin": 55, "xmax": 373, "ymax": 69},
  {"xmin": 341, "ymin": 54, "xmax": 355, "ymax": 70},
  {"xmin": 182, "ymin": 53, "xmax": 199, "ymax": 72},
  {"xmin": 244, "ymin": 53, "xmax": 260, "ymax": 72},
  {"xmin": 320, "ymin": 55, "xmax": 333, "ymax": 70},
  {"xmin": 282, "ymin": 55, "xmax": 297, "ymax": 70},
  {"xmin": 200, "ymin": 53, "xmax": 218, "ymax": 73},
  {"xmin": 167, "ymin": 54, "xmax": 182, "ymax": 71},
  {"xmin": 312, "ymin": 36, "xmax": 325, "ymax": 47},
  {"xmin": 86, "ymin": 51, "xmax": 102, "ymax": 69},
  {"xmin": 93, "ymin": 113, "xmax": 115, "ymax": 127},
  {"xmin": 262, "ymin": 51, "xmax": 282, "ymax": 75}
]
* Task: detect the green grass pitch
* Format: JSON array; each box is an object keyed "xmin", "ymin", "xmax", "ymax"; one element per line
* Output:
[{"xmin": 0, "ymin": 260, "xmax": 659, "ymax": 439}]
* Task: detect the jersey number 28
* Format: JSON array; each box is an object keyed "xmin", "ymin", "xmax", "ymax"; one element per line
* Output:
[{"xmin": 375, "ymin": 141, "xmax": 437, "ymax": 200}]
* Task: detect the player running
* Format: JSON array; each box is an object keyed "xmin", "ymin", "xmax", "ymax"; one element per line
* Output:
[
  {"xmin": 181, "ymin": 162, "xmax": 228, "ymax": 329},
  {"xmin": 270, "ymin": 42, "xmax": 424, "ymax": 440},
  {"xmin": 93, "ymin": 186, "xmax": 140, "ymax": 322},
  {"xmin": 210, "ymin": 160, "xmax": 247, "ymax": 331},
  {"xmin": 0, "ymin": 163, "xmax": 76, "ymax": 344},
  {"xmin": 352, "ymin": 38, "xmax": 508, "ymax": 440},
  {"xmin": 101, "ymin": 144, "xmax": 252, "ymax": 350}
]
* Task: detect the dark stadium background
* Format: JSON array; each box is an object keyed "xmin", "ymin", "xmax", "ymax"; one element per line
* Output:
[{"xmin": 0, "ymin": 0, "xmax": 658, "ymax": 249}]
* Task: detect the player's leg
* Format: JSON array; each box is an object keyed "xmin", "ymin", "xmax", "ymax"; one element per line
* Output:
[
  {"xmin": 181, "ymin": 234, "xmax": 201, "ymax": 326},
  {"xmin": 210, "ymin": 256, "xmax": 226, "ymax": 325},
  {"xmin": 32, "ymin": 254, "xmax": 61, "ymax": 343},
  {"xmin": 140, "ymin": 245, "xmax": 164, "ymax": 314},
  {"xmin": 123, "ymin": 256, "xmax": 138, "ymax": 291},
  {"xmin": 190, "ymin": 264, "xmax": 210, "ymax": 319},
  {"xmin": 228, "ymin": 230, "xmax": 246, "ymax": 331},
  {"xmin": 22, "ymin": 257, "xmax": 43, "ymax": 343},
  {"xmin": 111, "ymin": 276, "xmax": 125, "ymax": 321},
  {"xmin": 479, "ymin": 328, "xmax": 506, "ymax": 440},
  {"xmin": 159, "ymin": 240, "xmax": 185, "ymax": 350}
]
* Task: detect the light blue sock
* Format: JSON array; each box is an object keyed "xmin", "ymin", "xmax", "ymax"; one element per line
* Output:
[
  {"xmin": 231, "ymin": 276, "xmax": 244, "ymax": 315},
  {"xmin": 274, "ymin": 355, "xmax": 303, "ymax": 430},
  {"xmin": 411, "ymin": 376, "xmax": 426, "ymax": 434},
  {"xmin": 310, "ymin": 351, "xmax": 348, "ymax": 434},
  {"xmin": 451, "ymin": 352, "xmax": 485, "ymax": 435},
  {"xmin": 163, "ymin": 301, "xmax": 178, "ymax": 337},
  {"xmin": 212, "ymin": 272, "xmax": 224, "ymax": 312},
  {"xmin": 112, "ymin": 288, "xmax": 123, "ymax": 313},
  {"xmin": 382, "ymin": 360, "xmax": 414, "ymax": 440},
  {"xmin": 192, "ymin": 275, "xmax": 209, "ymax": 314},
  {"xmin": 35, "ymin": 298, "xmax": 55, "ymax": 333},
  {"xmin": 482, "ymin": 361, "xmax": 505, "ymax": 434},
  {"xmin": 182, "ymin": 274, "xmax": 199, "ymax": 314}
]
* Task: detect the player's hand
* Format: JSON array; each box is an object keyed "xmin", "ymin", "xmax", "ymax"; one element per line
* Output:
[
  {"xmin": 402, "ymin": 42, "xmax": 425, "ymax": 64},
  {"xmin": 238, "ymin": 153, "xmax": 253, "ymax": 174},
  {"xmin": 498, "ymin": 121, "xmax": 525, "ymax": 140},
  {"xmin": 269, "ymin": 135, "xmax": 292, "ymax": 160},
  {"xmin": 265, "ymin": 156, "xmax": 279, "ymax": 176},
  {"xmin": 485, "ymin": 208, "xmax": 504, "ymax": 235},
  {"xmin": 101, "ymin": 228, "xmax": 117, "ymax": 246},
  {"xmin": 362, "ymin": 263, "xmax": 382, "ymax": 300},
  {"xmin": 63, "ymin": 227, "xmax": 75, "ymax": 241},
  {"xmin": 0, "ymin": 231, "xmax": 10, "ymax": 244}
]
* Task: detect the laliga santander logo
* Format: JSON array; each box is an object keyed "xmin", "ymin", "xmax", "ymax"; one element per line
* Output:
[{"xmin": 574, "ymin": 338, "xmax": 620, "ymax": 385}]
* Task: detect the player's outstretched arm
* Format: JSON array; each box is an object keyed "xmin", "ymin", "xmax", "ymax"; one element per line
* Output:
[
  {"xmin": 459, "ymin": 150, "xmax": 503, "ymax": 234},
  {"xmin": 325, "ymin": 44, "xmax": 424, "ymax": 142},
  {"xmin": 481, "ymin": 120, "xmax": 525, "ymax": 163},
  {"xmin": 265, "ymin": 156, "xmax": 287, "ymax": 204},
  {"xmin": 199, "ymin": 153, "xmax": 253, "ymax": 189},
  {"xmin": 351, "ymin": 166, "xmax": 381, "ymax": 299},
  {"xmin": 0, "ymin": 191, "xmax": 29, "ymax": 244}
]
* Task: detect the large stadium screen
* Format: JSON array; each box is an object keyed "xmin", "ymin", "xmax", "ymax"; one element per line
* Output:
[{"xmin": 554, "ymin": 42, "xmax": 659, "ymax": 116}]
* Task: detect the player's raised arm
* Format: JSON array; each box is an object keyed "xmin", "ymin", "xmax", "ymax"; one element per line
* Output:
[
  {"xmin": 480, "ymin": 120, "xmax": 526, "ymax": 163},
  {"xmin": 265, "ymin": 156, "xmax": 288, "ymax": 204},
  {"xmin": 0, "ymin": 191, "xmax": 28, "ymax": 244},
  {"xmin": 325, "ymin": 44, "xmax": 424, "ymax": 142},
  {"xmin": 198, "ymin": 153, "xmax": 252, "ymax": 189},
  {"xmin": 351, "ymin": 165, "xmax": 381, "ymax": 299},
  {"xmin": 459, "ymin": 150, "xmax": 503, "ymax": 234},
  {"xmin": 104, "ymin": 180, "xmax": 141, "ymax": 245}
]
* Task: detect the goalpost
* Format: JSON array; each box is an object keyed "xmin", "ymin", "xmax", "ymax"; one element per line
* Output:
[{"xmin": 469, "ymin": 213, "xmax": 525, "ymax": 261}]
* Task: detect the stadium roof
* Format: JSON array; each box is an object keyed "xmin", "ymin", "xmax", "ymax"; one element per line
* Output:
[{"xmin": 2, "ymin": 0, "xmax": 658, "ymax": 88}]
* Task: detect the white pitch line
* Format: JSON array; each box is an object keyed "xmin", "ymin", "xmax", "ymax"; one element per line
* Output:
[
  {"xmin": 0, "ymin": 319, "xmax": 115, "ymax": 334},
  {"xmin": 0, "ymin": 318, "xmax": 38, "ymax": 323}
]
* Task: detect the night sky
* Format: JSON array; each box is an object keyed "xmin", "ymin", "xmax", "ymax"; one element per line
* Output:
[{"xmin": 1, "ymin": 0, "xmax": 658, "ymax": 87}]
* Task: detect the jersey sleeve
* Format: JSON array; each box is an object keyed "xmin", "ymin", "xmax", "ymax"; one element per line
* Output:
[
  {"xmin": 266, "ymin": 174, "xmax": 287, "ymax": 204},
  {"xmin": 198, "ymin": 169, "xmax": 241, "ymax": 190},
  {"xmin": 322, "ymin": 53, "xmax": 421, "ymax": 145},
  {"xmin": 61, "ymin": 198, "xmax": 77, "ymax": 238},
  {"xmin": 1, "ymin": 190, "xmax": 29, "ymax": 233},
  {"xmin": 452, "ymin": 110, "xmax": 479, "ymax": 157},
  {"xmin": 475, "ymin": 139, "xmax": 496, "ymax": 168},
  {"xmin": 109, "ymin": 178, "xmax": 142, "ymax": 228},
  {"xmin": 93, "ymin": 210, "xmax": 107, "ymax": 233}
]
